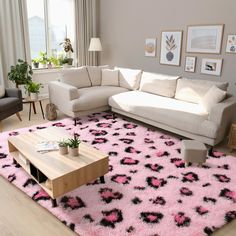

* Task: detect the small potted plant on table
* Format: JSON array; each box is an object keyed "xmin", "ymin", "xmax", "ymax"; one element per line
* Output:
[
  {"xmin": 58, "ymin": 140, "xmax": 68, "ymax": 155},
  {"xmin": 24, "ymin": 81, "xmax": 43, "ymax": 100},
  {"xmin": 67, "ymin": 135, "xmax": 81, "ymax": 157},
  {"xmin": 32, "ymin": 58, "xmax": 40, "ymax": 69}
]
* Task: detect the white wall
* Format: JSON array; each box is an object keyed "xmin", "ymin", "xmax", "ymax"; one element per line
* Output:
[{"xmin": 99, "ymin": 0, "xmax": 236, "ymax": 95}]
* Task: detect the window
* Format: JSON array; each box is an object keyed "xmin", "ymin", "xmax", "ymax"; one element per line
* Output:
[{"xmin": 27, "ymin": 0, "xmax": 76, "ymax": 67}]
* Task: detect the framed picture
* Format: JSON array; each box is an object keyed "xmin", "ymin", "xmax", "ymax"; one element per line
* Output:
[
  {"xmin": 145, "ymin": 38, "xmax": 156, "ymax": 57},
  {"xmin": 226, "ymin": 35, "xmax": 236, "ymax": 53},
  {"xmin": 160, "ymin": 31, "xmax": 182, "ymax": 66},
  {"xmin": 185, "ymin": 56, "xmax": 196, "ymax": 73},
  {"xmin": 186, "ymin": 25, "xmax": 224, "ymax": 54},
  {"xmin": 201, "ymin": 58, "xmax": 223, "ymax": 76}
]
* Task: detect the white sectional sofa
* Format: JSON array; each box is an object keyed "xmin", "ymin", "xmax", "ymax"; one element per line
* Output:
[{"xmin": 49, "ymin": 66, "xmax": 236, "ymax": 146}]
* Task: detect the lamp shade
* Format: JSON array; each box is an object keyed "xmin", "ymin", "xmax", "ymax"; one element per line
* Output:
[{"xmin": 88, "ymin": 38, "xmax": 102, "ymax": 51}]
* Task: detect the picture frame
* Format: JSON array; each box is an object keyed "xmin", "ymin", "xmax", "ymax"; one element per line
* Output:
[
  {"xmin": 226, "ymin": 35, "xmax": 236, "ymax": 53},
  {"xmin": 186, "ymin": 25, "xmax": 224, "ymax": 54},
  {"xmin": 201, "ymin": 58, "xmax": 223, "ymax": 76},
  {"xmin": 185, "ymin": 56, "xmax": 196, "ymax": 73},
  {"xmin": 145, "ymin": 38, "xmax": 156, "ymax": 57},
  {"xmin": 160, "ymin": 31, "xmax": 182, "ymax": 66}
]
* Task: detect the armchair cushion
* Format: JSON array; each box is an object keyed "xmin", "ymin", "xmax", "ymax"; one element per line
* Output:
[{"xmin": 0, "ymin": 85, "xmax": 5, "ymax": 98}]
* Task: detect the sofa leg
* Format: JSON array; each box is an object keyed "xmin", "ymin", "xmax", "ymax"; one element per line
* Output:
[
  {"xmin": 208, "ymin": 147, "xmax": 214, "ymax": 157},
  {"xmin": 16, "ymin": 112, "xmax": 22, "ymax": 121},
  {"xmin": 0, "ymin": 121, "xmax": 2, "ymax": 132},
  {"xmin": 74, "ymin": 118, "xmax": 77, "ymax": 126}
]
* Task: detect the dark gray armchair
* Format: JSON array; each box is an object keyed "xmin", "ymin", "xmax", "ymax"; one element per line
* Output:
[{"xmin": 0, "ymin": 88, "xmax": 23, "ymax": 131}]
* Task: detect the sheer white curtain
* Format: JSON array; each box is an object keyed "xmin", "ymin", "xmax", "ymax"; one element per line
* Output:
[
  {"xmin": 0, "ymin": 0, "xmax": 30, "ymax": 87},
  {"xmin": 75, "ymin": 0, "xmax": 98, "ymax": 66}
]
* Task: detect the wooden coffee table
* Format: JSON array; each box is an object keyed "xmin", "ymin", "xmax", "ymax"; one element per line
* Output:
[{"xmin": 7, "ymin": 127, "xmax": 109, "ymax": 207}]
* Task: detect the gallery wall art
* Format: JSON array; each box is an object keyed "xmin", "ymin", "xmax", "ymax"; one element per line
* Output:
[
  {"xmin": 226, "ymin": 35, "xmax": 236, "ymax": 53},
  {"xmin": 201, "ymin": 58, "xmax": 223, "ymax": 76},
  {"xmin": 160, "ymin": 31, "xmax": 182, "ymax": 66},
  {"xmin": 145, "ymin": 38, "xmax": 156, "ymax": 57},
  {"xmin": 186, "ymin": 25, "xmax": 224, "ymax": 54},
  {"xmin": 185, "ymin": 56, "xmax": 196, "ymax": 73}
]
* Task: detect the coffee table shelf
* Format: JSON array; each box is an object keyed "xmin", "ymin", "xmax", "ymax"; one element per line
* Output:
[{"xmin": 8, "ymin": 127, "xmax": 109, "ymax": 207}]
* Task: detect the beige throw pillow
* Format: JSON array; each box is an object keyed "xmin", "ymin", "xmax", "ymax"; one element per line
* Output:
[
  {"xmin": 60, "ymin": 67, "xmax": 91, "ymax": 88},
  {"xmin": 101, "ymin": 69, "xmax": 119, "ymax": 86},
  {"xmin": 199, "ymin": 85, "xmax": 226, "ymax": 113},
  {"xmin": 0, "ymin": 85, "xmax": 5, "ymax": 98},
  {"xmin": 115, "ymin": 67, "xmax": 142, "ymax": 90},
  {"xmin": 87, "ymin": 65, "xmax": 109, "ymax": 86}
]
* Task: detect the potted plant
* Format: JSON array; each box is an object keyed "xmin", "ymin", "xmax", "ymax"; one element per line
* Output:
[
  {"xmin": 58, "ymin": 140, "xmax": 68, "ymax": 155},
  {"xmin": 48, "ymin": 56, "xmax": 60, "ymax": 68},
  {"xmin": 8, "ymin": 59, "xmax": 33, "ymax": 87},
  {"xmin": 24, "ymin": 81, "xmax": 43, "ymax": 100},
  {"xmin": 38, "ymin": 51, "xmax": 48, "ymax": 68},
  {"xmin": 32, "ymin": 58, "xmax": 40, "ymax": 69},
  {"xmin": 67, "ymin": 135, "xmax": 81, "ymax": 157},
  {"xmin": 60, "ymin": 38, "xmax": 74, "ymax": 65}
]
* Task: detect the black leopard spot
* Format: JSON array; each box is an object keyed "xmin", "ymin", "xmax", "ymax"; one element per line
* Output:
[
  {"xmin": 164, "ymin": 141, "xmax": 175, "ymax": 146},
  {"xmin": 89, "ymin": 129, "xmax": 108, "ymax": 136},
  {"xmin": 132, "ymin": 197, "xmax": 142, "ymax": 204},
  {"xmin": 123, "ymin": 123, "xmax": 137, "ymax": 129},
  {"xmin": 213, "ymin": 174, "xmax": 230, "ymax": 183},
  {"xmin": 83, "ymin": 214, "xmax": 94, "ymax": 223},
  {"xmin": 146, "ymin": 176, "xmax": 167, "ymax": 189},
  {"xmin": 171, "ymin": 158, "xmax": 185, "ymax": 168},
  {"xmin": 125, "ymin": 146, "xmax": 141, "ymax": 154},
  {"xmin": 203, "ymin": 197, "xmax": 217, "ymax": 204},
  {"xmin": 182, "ymin": 172, "xmax": 199, "ymax": 183},
  {"xmin": 225, "ymin": 211, "xmax": 236, "ymax": 223},
  {"xmin": 119, "ymin": 138, "xmax": 134, "ymax": 144},
  {"xmin": 150, "ymin": 196, "xmax": 166, "ymax": 205},
  {"xmin": 140, "ymin": 212, "xmax": 163, "ymax": 224},
  {"xmin": 145, "ymin": 163, "xmax": 163, "ymax": 172},
  {"xmin": 219, "ymin": 188, "xmax": 236, "ymax": 202},
  {"xmin": 126, "ymin": 132, "xmax": 136, "ymax": 136},
  {"xmin": 60, "ymin": 196, "xmax": 86, "ymax": 210},
  {"xmin": 120, "ymin": 157, "xmax": 139, "ymax": 165},
  {"xmin": 195, "ymin": 206, "xmax": 209, "ymax": 215},
  {"xmin": 0, "ymin": 153, "xmax": 7, "ymax": 159},
  {"xmin": 92, "ymin": 138, "xmax": 108, "ymax": 145},
  {"xmin": 100, "ymin": 208, "xmax": 123, "ymax": 228},
  {"xmin": 111, "ymin": 174, "xmax": 131, "ymax": 185},
  {"xmin": 144, "ymin": 138, "xmax": 154, "ymax": 144},
  {"xmin": 99, "ymin": 188, "xmax": 123, "ymax": 204},
  {"xmin": 174, "ymin": 212, "xmax": 191, "ymax": 227},
  {"xmin": 180, "ymin": 187, "xmax": 193, "ymax": 196},
  {"xmin": 109, "ymin": 151, "xmax": 118, "ymax": 156}
]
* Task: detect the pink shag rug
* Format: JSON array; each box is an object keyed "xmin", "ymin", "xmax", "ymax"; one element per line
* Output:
[{"xmin": 0, "ymin": 112, "xmax": 236, "ymax": 236}]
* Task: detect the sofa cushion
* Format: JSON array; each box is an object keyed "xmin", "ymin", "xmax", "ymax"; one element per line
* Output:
[
  {"xmin": 175, "ymin": 78, "xmax": 228, "ymax": 104},
  {"xmin": 101, "ymin": 69, "xmax": 119, "ymax": 86},
  {"xmin": 140, "ymin": 72, "xmax": 179, "ymax": 97},
  {"xmin": 115, "ymin": 67, "xmax": 142, "ymax": 90},
  {"xmin": 69, "ymin": 86, "xmax": 128, "ymax": 112},
  {"xmin": 0, "ymin": 85, "xmax": 5, "ymax": 98},
  {"xmin": 199, "ymin": 86, "xmax": 227, "ymax": 113},
  {"xmin": 109, "ymin": 91, "xmax": 220, "ymax": 138},
  {"xmin": 60, "ymin": 67, "xmax": 91, "ymax": 88},
  {"xmin": 87, "ymin": 65, "xmax": 109, "ymax": 86}
]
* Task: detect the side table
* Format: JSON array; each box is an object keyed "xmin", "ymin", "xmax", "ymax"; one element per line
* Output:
[
  {"xmin": 23, "ymin": 96, "xmax": 48, "ymax": 121},
  {"xmin": 228, "ymin": 124, "xmax": 236, "ymax": 152}
]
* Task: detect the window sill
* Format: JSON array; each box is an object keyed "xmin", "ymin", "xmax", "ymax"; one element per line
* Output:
[{"xmin": 33, "ymin": 67, "xmax": 75, "ymax": 74}]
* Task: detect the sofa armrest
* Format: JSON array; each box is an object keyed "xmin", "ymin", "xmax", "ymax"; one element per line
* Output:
[
  {"xmin": 49, "ymin": 81, "xmax": 79, "ymax": 102},
  {"xmin": 208, "ymin": 97, "xmax": 236, "ymax": 141},
  {"xmin": 209, "ymin": 97, "xmax": 236, "ymax": 124},
  {"xmin": 5, "ymin": 88, "xmax": 22, "ymax": 99}
]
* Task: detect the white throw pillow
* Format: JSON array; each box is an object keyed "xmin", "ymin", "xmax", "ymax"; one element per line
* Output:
[
  {"xmin": 87, "ymin": 65, "xmax": 109, "ymax": 86},
  {"xmin": 115, "ymin": 67, "xmax": 142, "ymax": 90},
  {"xmin": 101, "ymin": 69, "xmax": 119, "ymax": 86},
  {"xmin": 0, "ymin": 85, "xmax": 5, "ymax": 98},
  {"xmin": 199, "ymin": 85, "xmax": 227, "ymax": 113},
  {"xmin": 60, "ymin": 67, "xmax": 91, "ymax": 88}
]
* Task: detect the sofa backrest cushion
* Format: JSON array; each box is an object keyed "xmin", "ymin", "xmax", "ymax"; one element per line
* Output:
[
  {"xmin": 139, "ymin": 72, "xmax": 180, "ymax": 97},
  {"xmin": 101, "ymin": 69, "xmax": 119, "ymax": 86},
  {"xmin": 87, "ymin": 65, "xmax": 109, "ymax": 86},
  {"xmin": 60, "ymin": 67, "xmax": 91, "ymax": 88},
  {"xmin": 0, "ymin": 85, "xmax": 5, "ymax": 98},
  {"xmin": 115, "ymin": 67, "xmax": 142, "ymax": 90},
  {"xmin": 175, "ymin": 78, "xmax": 228, "ymax": 103},
  {"xmin": 199, "ymin": 85, "xmax": 227, "ymax": 113}
]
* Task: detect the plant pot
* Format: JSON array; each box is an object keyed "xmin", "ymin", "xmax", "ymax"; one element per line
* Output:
[
  {"xmin": 67, "ymin": 58, "xmax": 73, "ymax": 65},
  {"xmin": 33, "ymin": 62, "xmax": 39, "ymax": 69},
  {"xmin": 68, "ymin": 147, "xmax": 79, "ymax": 157},
  {"xmin": 59, "ymin": 146, "xmax": 68, "ymax": 155},
  {"xmin": 30, "ymin": 92, "xmax": 38, "ymax": 100}
]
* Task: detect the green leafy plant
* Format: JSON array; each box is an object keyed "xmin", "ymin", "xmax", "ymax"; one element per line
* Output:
[
  {"xmin": 24, "ymin": 81, "xmax": 43, "ymax": 94},
  {"xmin": 60, "ymin": 38, "xmax": 74, "ymax": 53},
  {"xmin": 48, "ymin": 56, "xmax": 60, "ymax": 67},
  {"xmin": 8, "ymin": 59, "xmax": 33, "ymax": 86},
  {"xmin": 38, "ymin": 51, "xmax": 48, "ymax": 65},
  {"xmin": 67, "ymin": 136, "xmax": 81, "ymax": 148},
  {"xmin": 58, "ymin": 140, "xmax": 68, "ymax": 147}
]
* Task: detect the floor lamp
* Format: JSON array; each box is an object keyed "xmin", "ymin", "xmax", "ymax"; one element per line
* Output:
[{"xmin": 88, "ymin": 38, "xmax": 102, "ymax": 65}]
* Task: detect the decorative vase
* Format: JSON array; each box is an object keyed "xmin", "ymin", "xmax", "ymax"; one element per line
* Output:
[
  {"xmin": 59, "ymin": 146, "xmax": 68, "ymax": 155},
  {"xmin": 166, "ymin": 51, "xmax": 174, "ymax": 61},
  {"xmin": 30, "ymin": 92, "xmax": 38, "ymax": 100},
  {"xmin": 68, "ymin": 147, "xmax": 79, "ymax": 157}
]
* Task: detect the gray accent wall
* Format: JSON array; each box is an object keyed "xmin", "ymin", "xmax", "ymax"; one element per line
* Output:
[{"xmin": 99, "ymin": 0, "xmax": 236, "ymax": 95}]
